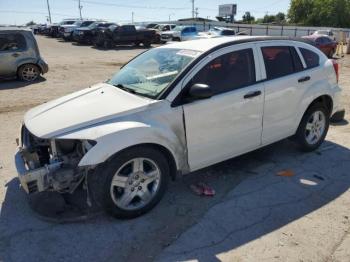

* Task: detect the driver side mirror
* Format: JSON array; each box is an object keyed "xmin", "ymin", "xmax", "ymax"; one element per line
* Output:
[{"xmin": 188, "ymin": 83, "xmax": 213, "ymax": 100}]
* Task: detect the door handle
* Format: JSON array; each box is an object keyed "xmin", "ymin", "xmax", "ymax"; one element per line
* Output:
[
  {"xmin": 298, "ymin": 76, "xmax": 311, "ymax": 83},
  {"xmin": 12, "ymin": 53, "xmax": 20, "ymax": 57},
  {"xmin": 244, "ymin": 90, "xmax": 262, "ymax": 99}
]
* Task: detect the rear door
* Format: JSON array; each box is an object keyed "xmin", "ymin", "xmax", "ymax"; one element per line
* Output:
[
  {"xmin": 181, "ymin": 44, "xmax": 265, "ymax": 171},
  {"xmin": 0, "ymin": 33, "xmax": 27, "ymax": 77},
  {"xmin": 256, "ymin": 42, "xmax": 313, "ymax": 144}
]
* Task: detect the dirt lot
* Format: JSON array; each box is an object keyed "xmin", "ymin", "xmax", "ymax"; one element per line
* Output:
[{"xmin": 0, "ymin": 36, "xmax": 350, "ymax": 262}]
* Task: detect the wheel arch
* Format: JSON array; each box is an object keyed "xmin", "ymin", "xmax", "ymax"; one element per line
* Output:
[
  {"xmin": 304, "ymin": 95, "xmax": 333, "ymax": 117},
  {"xmin": 75, "ymin": 123, "xmax": 188, "ymax": 178},
  {"xmin": 295, "ymin": 94, "xmax": 333, "ymax": 134},
  {"xmin": 105, "ymin": 143, "xmax": 178, "ymax": 180}
]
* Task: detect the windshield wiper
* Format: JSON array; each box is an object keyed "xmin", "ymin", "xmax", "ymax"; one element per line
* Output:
[{"xmin": 114, "ymin": 84, "xmax": 137, "ymax": 94}]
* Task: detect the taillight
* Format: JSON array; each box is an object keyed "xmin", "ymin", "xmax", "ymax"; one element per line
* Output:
[{"xmin": 332, "ymin": 59, "xmax": 339, "ymax": 83}]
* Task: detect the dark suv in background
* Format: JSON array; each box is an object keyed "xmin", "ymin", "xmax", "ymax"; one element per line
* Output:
[{"xmin": 0, "ymin": 28, "xmax": 48, "ymax": 82}]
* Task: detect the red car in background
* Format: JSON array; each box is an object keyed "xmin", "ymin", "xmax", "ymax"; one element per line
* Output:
[{"xmin": 302, "ymin": 35, "xmax": 337, "ymax": 58}]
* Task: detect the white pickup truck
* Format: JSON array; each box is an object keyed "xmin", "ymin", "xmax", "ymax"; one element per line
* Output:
[{"xmin": 15, "ymin": 36, "xmax": 343, "ymax": 218}]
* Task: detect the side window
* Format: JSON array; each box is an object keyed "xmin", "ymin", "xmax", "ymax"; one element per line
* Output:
[
  {"xmin": 192, "ymin": 48, "xmax": 256, "ymax": 95},
  {"xmin": 300, "ymin": 48, "xmax": 320, "ymax": 69},
  {"xmin": 290, "ymin": 47, "xmax": 304, "ymax": 72},
  {"xmin": 261, "ymin": 46, "xmax": 294, "ymax": 79},
  {"xmin": 0, "ymin": 33, "xmax": 26, "ymax": 52}
]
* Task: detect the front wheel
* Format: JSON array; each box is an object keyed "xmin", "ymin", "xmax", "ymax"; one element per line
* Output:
[
  {"xmin": 295, "ymin": 104, "xmax": 330, "ymax": 152},
  {"xmin": 142, "ymin": 40, "xmax": 151, "ymax": 48},
  {"xmin": 90, "ymin": 146, "xmax": 170, "ymax": 219}
]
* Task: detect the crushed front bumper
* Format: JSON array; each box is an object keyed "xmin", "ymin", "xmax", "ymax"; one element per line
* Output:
[{"xmin": 15, "ymin": 147, "xmax": 63, "ymax": 194}]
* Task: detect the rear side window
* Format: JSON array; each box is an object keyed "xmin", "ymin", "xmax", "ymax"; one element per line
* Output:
[
  {"xmin": 192, "ymin": 48, "xmax": 256, "ymax": 95},
  {"xmin": 0, "ymin": 33, "xmax": 26, "ymax": 52},
  {"xmin": 262, "ymin": 46, "xmax": 295, "ymax": 79},
  {"xmin": 290, "ymin": 47, "xmax": 304, "ymax": 72},
  {"xmin": 300, "ymin": 48, "xmax": 320, "ymax": 69}
]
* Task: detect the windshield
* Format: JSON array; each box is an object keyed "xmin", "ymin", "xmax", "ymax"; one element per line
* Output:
[
  {"xmin": 81, "ymin": 21, "xmax": 94, "ymax": 27},
  {"xmin": 173, "ymin": 26, "xmax": 184, "ymax": 31},
  {"xmin": 73, "ymin": 21, "xmax": 82, "ymax": 26},
  {"xmin": 61, "ymin": 20, "xmax": 76, "ymax": 25},
  {"xmin": 108, "ymin": 48, "xmax": 202, "ymax": 99}
]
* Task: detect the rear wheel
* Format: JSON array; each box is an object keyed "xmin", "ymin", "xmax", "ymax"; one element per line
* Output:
[
  {"xmin": 90, "ymin": 146, "xmax": 170, "ymax": 219},
  {"xmin": 295, "ymin": 104, "xmax": 330, "ymax": 152},
  {"xmin": 17, "ymin": 64, "xmax": 40, "ymax": 82}
]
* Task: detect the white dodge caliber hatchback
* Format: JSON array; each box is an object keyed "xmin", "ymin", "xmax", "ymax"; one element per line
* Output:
[{"xmin": 15, "ymin": 36, "xmax": 343, "ymax": 218}]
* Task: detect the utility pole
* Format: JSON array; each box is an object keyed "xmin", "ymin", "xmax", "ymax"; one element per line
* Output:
[
  {"xmin": 78, "ymin": 0, "xmax": 83, "ymax": 19},
  {"xmin": 46, "ymin": 0, "xmax": 52, "ymax": 24},
  {"xmin": 191, "ymin": 0, "xmax": 194, "ymax": 18},
  {"xmin": 132, "ymin": 12, "xmax": 134, "ymax": 23},
  {"xmin": 195, "ymin": 7, "xmax": 198, "ymax": 18}
]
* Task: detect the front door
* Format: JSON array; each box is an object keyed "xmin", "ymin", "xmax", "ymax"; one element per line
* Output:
[{"xmin": 182, "ymin": 45, "xmax": 264, "ymax": 171}]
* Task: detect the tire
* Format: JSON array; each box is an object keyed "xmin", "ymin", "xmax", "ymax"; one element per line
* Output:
[
  {"xmin": 295, "ymin": 104, "xmax": 330, "ymax": 152},
  {"xmin": 89, "ymin": 146, "xmax": 170, "ymax": 219},
  {"xmin": 17, "ymin": 64, "xmax": 40, "ymax": 82},
  {"xmin": 103, "ymin": 40, "xmax": 113, "ymax": 49},
  {"xmin": 143, "ymin": 40, "xmax": 151, "ymax": 48}
]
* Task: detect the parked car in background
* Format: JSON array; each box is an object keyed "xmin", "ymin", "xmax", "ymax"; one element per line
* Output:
[
  {"xmin": 62, "ymin": 20, "xmax": 96, "ymax": 41},
  {"xmin": 145, "ymin": 23, "xmax": 159, "ymax": 29},
  {"xmin": 0, "ymin": 28, "xmax": 48, "ymax": 81},
  {"xmin": 152, "ymin": 24, "xmax": 177, "ymax": 43},
  {"xmin": 312, "ymin": 30, "xmax": 336, "ymax": 40},
  {"xmin": 303, "ymin": 35, "xmax": 337, "ymax": 58},
  {"xmin": 49, "ymin": 19, "xmax": 79, "ymax": 38},
  {"xmin": 93, "ymin": 24, "xmax": 157, "ymax": 48},
  {"xmin": 15, "ymin": 36, "xmax": 343, "ymax": 218},
  {"xmin": 160, "ymin": 26, "xmax": 198, "ymax": 42},
  {"xmin": 197, "ymin": 27, "xmax": 236, "ymax": 39},
  {"xmin": 73, "ymin": 21, "xmax": 116, "ymax": 44}
]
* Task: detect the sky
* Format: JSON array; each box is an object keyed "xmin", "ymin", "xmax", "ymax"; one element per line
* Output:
[{"xmin": 0, "ymin": 0, "xmax": 291, "ymax": 25}]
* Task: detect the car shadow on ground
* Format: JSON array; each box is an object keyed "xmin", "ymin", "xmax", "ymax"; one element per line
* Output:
[
  {"xmin": 0, "ymin": 77, "xmax": 46, "ymax": 90},
  {"xmin": 0, "ymin": 139, "xmax": 349, "ymax": 261}
]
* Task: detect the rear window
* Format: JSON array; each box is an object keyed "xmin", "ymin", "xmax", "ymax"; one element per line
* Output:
[
  {"xmin": 300, "ymin": 48, "xmax": 320, "ymax": 69},
  {"xmin": 262, "ymin": 46, "xmax": 295, "ymax": 79},
  {"xmin": 0, "ymin": 33, "xmax": 26, "ymax": 51}
]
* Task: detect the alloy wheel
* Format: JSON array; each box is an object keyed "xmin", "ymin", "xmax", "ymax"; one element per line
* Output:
[
  {"xmin": 305, "ymin": 110, "xmax": 326, "ymax": 145},
  {"xmin": 21, "ymin": 66, "xmax": 39, "ymax": 81},
  {"xmin": 110, "ymin": 157, "xmax": 161, "ymax": 210}
]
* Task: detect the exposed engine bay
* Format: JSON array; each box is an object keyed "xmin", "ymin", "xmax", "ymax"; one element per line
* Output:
[{"xmin": 16, "ymin": 125, "xmax": 95, "ymax": 194}]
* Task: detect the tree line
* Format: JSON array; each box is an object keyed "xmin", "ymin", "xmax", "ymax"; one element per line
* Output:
[{"xmin": 240, "ymin": 0, "xmax": 350, "ymax": 28}]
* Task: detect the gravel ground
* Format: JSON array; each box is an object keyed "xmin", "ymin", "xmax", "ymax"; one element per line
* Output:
[{"xmin": 0, "ymin": 36, "xmax": 349, "ymax": 262}]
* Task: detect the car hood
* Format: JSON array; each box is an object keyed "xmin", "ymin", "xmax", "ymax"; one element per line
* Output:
[{"xmin": 24, "ymin": 83, "xmax": 153, "ymax": 138}]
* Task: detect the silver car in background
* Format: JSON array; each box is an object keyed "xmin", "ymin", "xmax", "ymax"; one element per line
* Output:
[{"xmin": 0, "ymin": 28, "xmax": 48, "ymax": 82}]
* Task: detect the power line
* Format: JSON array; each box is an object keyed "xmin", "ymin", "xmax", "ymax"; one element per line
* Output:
[
  {"xmin": 0, "ymin": 10, "xmax": 77, "ymax": 18},
  {"xmin": 72, "ymin": 0, "xmax": 189, "ymax": 11}
]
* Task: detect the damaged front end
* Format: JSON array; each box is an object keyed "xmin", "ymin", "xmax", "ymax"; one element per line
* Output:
[{"xmin": 15, "ymin": 125, "xmax": 95, "ymax": 194}]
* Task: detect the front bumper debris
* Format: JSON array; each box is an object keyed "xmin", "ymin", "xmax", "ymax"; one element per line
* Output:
[{"xmin": 15, "ymin": 147, "xmax": 63, "ymax": 193}]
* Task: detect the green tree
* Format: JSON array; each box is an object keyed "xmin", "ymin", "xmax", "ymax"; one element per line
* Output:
[
  {"xmin": 275, "ymin": 12, "xmax": 286, "ymax": 23},
  {"xmin": 288, "ymin": 0, "xmax": 350, "ymax": 27},
  {"xmin": 242, "ymin": 12, "xmax": 255, "ymax": 23},
  {"xmin": 25, "ymin": 21, "xmax": 36, "ymax": 26}
]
